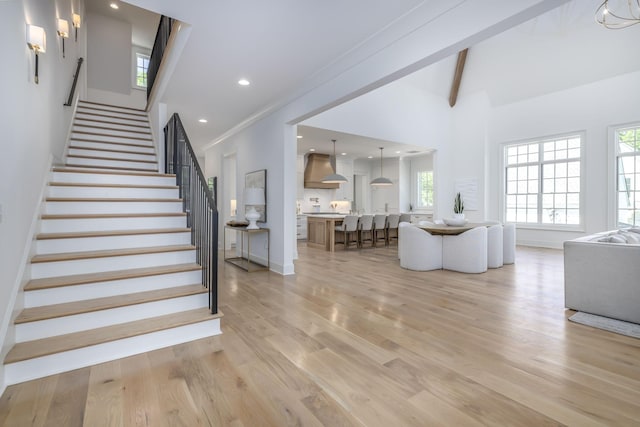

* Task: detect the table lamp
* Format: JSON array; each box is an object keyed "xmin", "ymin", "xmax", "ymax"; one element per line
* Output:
[{"xmin": 244, "ymin": 187, "xmax": 265, "ymax": 229}]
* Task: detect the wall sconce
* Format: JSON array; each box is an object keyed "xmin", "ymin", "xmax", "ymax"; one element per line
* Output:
[
  {"xmin": 72, "ymin": 14, "xmax": 81, "ymax": 42},
  {"xmin": 57, "ymin": 18, "xmax": 69, "ymax": 58},
  {"xmin": 26, "ymin": 24, "xmax": 46, "ymax": 84}
]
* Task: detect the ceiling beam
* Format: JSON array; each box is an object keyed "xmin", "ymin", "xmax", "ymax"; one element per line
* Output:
[{"xmin": 448, "ymin": 48, "xmax": 468, "ymax": 107}]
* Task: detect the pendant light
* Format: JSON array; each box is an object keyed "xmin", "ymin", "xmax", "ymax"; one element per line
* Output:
[
  {"xmin": 370, "ymin": 147, "xmax": 392, "ymax": 186},
  {"xmin": 321, "ymin": 139, "xmax": 348, "ymax": 183}
]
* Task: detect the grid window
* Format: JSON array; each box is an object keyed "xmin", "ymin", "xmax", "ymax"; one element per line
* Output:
[
  {"xmin": 136, "ymin": 53, "xmax": 150, "ymax": 88},
  {"xmin": 416, "ymin": 170, "xmax": 433, "ymax": 209},
  {"xmin": 504, "ymin": 134, "xmax": 582, "ymax": 226},
  {"xmin": 616, "ymin": 125, "xmax": 640, "ymax": 227}
]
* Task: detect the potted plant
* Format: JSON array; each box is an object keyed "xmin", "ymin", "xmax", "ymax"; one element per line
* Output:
[{"xmin": 453, "ymin": 192, "xmax": 464, "ymax": 220}]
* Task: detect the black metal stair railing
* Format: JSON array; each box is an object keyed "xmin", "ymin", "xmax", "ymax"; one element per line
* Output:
[
  {"xmin": 164, "ymin": 114, "xmax": 218, "ymax": 314},
  {"xmin": 64, "ymin": 57, "xmax": 83, "ymax": 106},
  {"xmin": 147, "ymin": 15, "xmax": 174, "ymax": 100}
]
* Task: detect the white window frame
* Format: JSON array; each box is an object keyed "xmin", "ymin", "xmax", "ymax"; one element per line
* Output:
[
  {"xmin": 414, "ymin": 169, "xmax": 434, "ymax": 210},
  {"xmin": 500, "ymin": 131, "xmax": 585, "ymax": 231},
  {"xmin": 609, "ymin": 121, "xmax": 640, "ymax": 228},
  {"xmin": 132, "ymin": 46, "xmax": 151, "ymax": 90}
]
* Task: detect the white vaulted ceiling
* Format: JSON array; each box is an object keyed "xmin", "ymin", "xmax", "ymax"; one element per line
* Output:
[{"xmin": 122, "ymin": 0, "xmax": 428, "ymax": 149}]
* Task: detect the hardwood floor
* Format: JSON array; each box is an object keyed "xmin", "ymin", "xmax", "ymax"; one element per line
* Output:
[{"xmin": 2, "ymin": 245, "xmax": 640, "ymax": 426}]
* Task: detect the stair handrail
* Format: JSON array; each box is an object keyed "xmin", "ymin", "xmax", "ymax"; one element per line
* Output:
[
  {"xmin": 147, "ymin": 15, "xmax": 174, "ymax": 101},
  {"xmin": 63, "ymin": 57, "xmax": 84, "ymax": 107},
  {"xmin": 164, "ymin": 113, "xmax": 218, "ymax": 314}
]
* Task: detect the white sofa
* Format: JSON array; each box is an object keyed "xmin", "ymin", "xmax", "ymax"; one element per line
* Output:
[{"xmin": 564, "ymin": 228, "xmax": 640, "ymax": 324}]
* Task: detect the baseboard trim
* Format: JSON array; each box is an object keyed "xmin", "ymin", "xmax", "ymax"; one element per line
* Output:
[{"xmin": 0, "ymin": 156, "xmax": 54, "ymax": 394}]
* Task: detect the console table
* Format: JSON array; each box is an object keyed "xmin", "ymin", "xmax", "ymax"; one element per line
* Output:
[{"xmin": 224, "ymin": 226, "xmax": 270, "ymax": 272}]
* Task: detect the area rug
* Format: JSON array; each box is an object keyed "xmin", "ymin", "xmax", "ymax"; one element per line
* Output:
[{"xmin": 569, "ymin": 312, "xmax": 640, "ymax": 339}]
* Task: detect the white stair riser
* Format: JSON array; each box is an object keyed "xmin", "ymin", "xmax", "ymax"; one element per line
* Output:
[
  {"xmin": 70, "ymin": 141, "xmax": 155, "ymax": 154},
  {"xmin": 48, "ymin": 186, "xmax": 177, "ymax": 199},
  {"xmin": 24, "ymin": 270, "xmax": 202, "ymax": 307},
  {"xmin": 67, "ymin": 148, "xmax": 157, "ymax": 163},
  {"xmin": 75, "ymin": 113, "xmax": 148, "ymax": 127},
  {"xmin": 4, "ymin": 318, "xmax": 221, "ymax": 386},
  {"xmin": 66, "ymin": 157, "xmax": 158, "ymax": 171},
  {"xmin": 74, "ymin": 120, "xmax": 150, "ymax": 133},
  {"xmin": 77, "ymin": 104, "xmax": 147, "ymax": 117},
  {"xmin": 72, "ymin": 125, "xmax": 151, "ymax": 140},
  {"xmin": 78, "ymin": 102, "xmax": 146, "ymax": 113},
  {"xmin": 30, "ymin": 249, "xmax": 196, "ymax": 279},
  {"xmin": 36, "ymin": 232, "xmax": 191, "ymax": 254},
  {"xmin": 44, "ymin": 201, "xmax": 182, "ymax": 215},
  {"xmin": 40, "ymin": 216, "xmax": 186, "ymax": 233},
  {"xmin": 16, "ymin": 293, "xmax": 209, "ymax": 342},
  {"xmin": 52, "ymin": 171, "xmax": 173, "ymax": 186},
  {"xmin": 71, "ymin": 132, "xmax": 152, "ymax": 145}
]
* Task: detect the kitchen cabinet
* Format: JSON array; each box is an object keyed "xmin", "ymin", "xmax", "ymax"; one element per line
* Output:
[{"xmin": 296, "ymin": 215, "xmax": 307, "ymax": 240}]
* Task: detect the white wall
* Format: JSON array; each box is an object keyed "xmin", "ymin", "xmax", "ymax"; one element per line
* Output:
[
  {"xmin": 487, "ymin": 71, "xmax": 640, "ymax": 248},
  {"xmin": 86, "ymin": 12, "xmax": 145, "ymax": 109},
  {"xmin": 0, "ymin": 0, "xmax": 85, "ymax": 393}
]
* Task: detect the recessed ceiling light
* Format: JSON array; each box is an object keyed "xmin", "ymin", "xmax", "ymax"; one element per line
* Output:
[
  {"xmin": 395, "ymin": 151, "xmax": 401, "ymax": 154},
  {"xmin": 198, "ymin": 119, "xmax": 208, "ymax": 123},
  {"xmin": 110, "ymin": 2, "xmax": 119, "ymax": 9},
  {"xmin": 297, "ymin": 135, "xmax": 302, "ymax": 139},
  {"xmin": 238, "ymin": 78, "xmax": 250, "ymax": 86},
  {"xmin": 368, "ymin": 156, "xmax": 373, "ymax": 159},
  {"xmin": 341, "ymin": 153, "xmax": 347, "ymax": 156},
  {"xmin": 309, "ymin": 148, "xmax": 315, "ymax": 152}
]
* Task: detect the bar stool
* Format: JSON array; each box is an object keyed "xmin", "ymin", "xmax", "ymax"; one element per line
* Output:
[
  {"xmin": 335, "ymin": 215, "xmax": 359, "ymax": 249},
  {"xmin": 386, "ymin": 214, "xmax": 400, "ymax": 246},
  {"xmin": 399, "ymin": 213, "xmax": 412, "ymax": 224},
  {"xmin": 373, "ymin": 214, "xmax": 387, "ymax": 247},
  {"xmin": 358, "ymin": 215, "xmax": 374, "ymax": 248}
]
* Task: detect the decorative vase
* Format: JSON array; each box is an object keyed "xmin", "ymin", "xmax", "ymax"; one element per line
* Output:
[{"xmin": 452, "ymin": 213, "xmax": 465, "ymax": 221}]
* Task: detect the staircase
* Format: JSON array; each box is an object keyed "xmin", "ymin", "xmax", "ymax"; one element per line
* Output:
[{"xmin": 3, "ymin": 101, "xmax": 221, "ymax": 386}]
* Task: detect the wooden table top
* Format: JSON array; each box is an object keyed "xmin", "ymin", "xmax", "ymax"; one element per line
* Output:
[{"xmin": 416, "ymin": 222, "xmax": 494, "ymax": 235}]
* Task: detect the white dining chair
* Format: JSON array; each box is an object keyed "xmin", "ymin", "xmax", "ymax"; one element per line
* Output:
[
  {"xmin": 442, "ymin": 227, "xmax": 488, "ymax": 273},
  {"xmin": 503, "ymin": 223, "xmax": 516, "ymax": 264},
  {"xmin": 399, "ymin": 224, "xmax": 443, "ymax": 271},
  {"xmin": 487, "ymin": 223, "xmax": 504, "ymax": 268}
]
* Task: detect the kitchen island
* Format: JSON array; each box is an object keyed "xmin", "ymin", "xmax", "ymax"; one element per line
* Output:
[{"xmin": 306, "ymin": 214, "xmax": 346, "ymax": 252}]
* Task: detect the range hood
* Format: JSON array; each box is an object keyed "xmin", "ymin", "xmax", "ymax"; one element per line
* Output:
[{"xmin": 304, "ymin": 153, "xmax": 339, "ymax": 189}]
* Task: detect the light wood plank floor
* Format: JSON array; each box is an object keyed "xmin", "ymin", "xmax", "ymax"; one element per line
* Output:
[{"xmin": 2, "ymin": 245, "xmax": 640, "ymax": 426}]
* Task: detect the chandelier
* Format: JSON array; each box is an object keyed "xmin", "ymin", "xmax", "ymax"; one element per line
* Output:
[{"xmin": 595, "ymin": 0, "xmax": 640, "ymax": 29}]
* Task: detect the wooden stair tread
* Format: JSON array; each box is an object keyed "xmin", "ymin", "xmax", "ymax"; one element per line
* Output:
[
  {"xmin": 72, "ymin": 124, "xmax": 151, "ymax": 135},
  {"xmin": 5, "ymin": 308, "xmax": 222, "ymax": 364},
  {"xmin": 70, "ymin": 138, "xmax": 153, "ymax": 148},
  {"xmin": 76, "ymin": 112, "xmax": 148, "ymax": 123},
  {"xmin": 79, "ymin": 100, "xmax": 146, "ymax": 113},
  {"xmin": 31, "ymin": 244, "xmax": 195, "ymax": 263},
  {"xmin": 66, "ymin": 154, "xmax": 157, "ymax": 164},
  {"xmin": 68, "ymin": 146, "xmax": 156, "ymax": 156},
  {"xmin": 72, "ymin": 131, "xmax": 151, "ymax": 141},
  {"xmin": 37, "ymin": 227, "xmax": 190, "ymax": 240},
  {"xmin": 74, "ymin": 119, "xmax": 150, "ymax": 129},
  {"xmin": 25, "ymin": 263, "xmax": 201, "ymax": 291},
  {"xmin": 16, "ymin": 284, "xmax": 207, "ymax": 324},
  {"xmin": 48, "ymin": 182, "xmax": 176, "ymax": 190},
  {"xmin": 41, "ymin": 212, "xmax": 186, "ymax": 219},
  {"xmin": 52, "ymin": 166, "xmax": 173, "ymax": 178},
  {"xmin": 63, "ymin": 164, "xmax": 159, "ymax": 173},
  {"xmin": 45, "ymin": 197, "xmax": 180, "ymax": 202}
]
